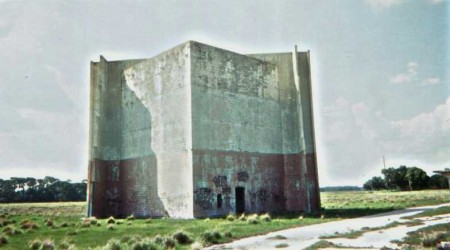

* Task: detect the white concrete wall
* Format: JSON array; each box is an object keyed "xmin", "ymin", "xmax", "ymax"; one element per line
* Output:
[{"xmin": 123, "ymin": 42, "xmax": 194, "ymax": 218}]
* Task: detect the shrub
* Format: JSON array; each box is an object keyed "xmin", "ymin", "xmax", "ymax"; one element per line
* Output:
[
  {"xmin": 200, "ymin": 232, "xmax": 216, "ymax": 245},
  {"xmin": 120, "ymin": 235, "xmax": 132, "ymax": 243},
  {"xmin": 2, "ymin": 226, "xmax": 12, "ymax": 234},
  {"xmin": 247, "ymin": 214, "xmax": 259, "ymax": 224},
  {"xmin": 87, "ymin": 217, "xmax": 98, "ymax": 225},
  {"xmin": 200, "ymin": 231, "xmax": 222, "ymax": 245},
  {"xmin": 81, "ymin": 221, "xmax": 90, "ymax": 228},
  {"xmin": 3, "ymin": 220, "xmax": 14, "ymax": 227},
  {"xmin": 172, "ymin": 230, "xmax": 191, "ymax": 245},
  {"xmin": 103, "ymin": 239, "xmax": 123, "ymax": 250},
  {"xmin": 59, "ymin": 240, "xmax": 75, "ymax": 250},
  {"xmin": 162, "ymin": 238, "xmax": 176, "ymax": 249},
  {"xmin": 125, "ymin": 235, "xmax": 142, "ymax": 246},
  {"xmin": 20, "ymin": 219, "xmax": 31, "ymax": 226},
  {"xmin": 29, "ymin": 239, "xmax": 42, "ymax": 250},
  {"xmin": 59, "ymin": 222, "xmax": 69, "ymax": 228},
  {"xmin": 130, "ymin": 238, "xmax": 158, "ymax": 250},
  {"xmin": 107, "ymin": 224, "xmax": 115, "ymax": 230},
  {"xmin": 260, "ymin": 213, "xmax": 271, "ymax": 222},
  {"xmin": 20, "ymin": 221, "xmax": 39, "ymax": 230},
  {"xmin": 145, "ymin": 219, "xmax": 152, "ymax": 224},
  {"xmin": 224, "ymin": 231, "xmax": 233, "ymax": 238},
  {"xmin": 0, "ymin": 219, "xmax": 12, "ymax": 227},
  {"xmin": 0, "ymin": 234, "xmax": 8, "ymax": 246},
  {"xmin": 45, "ymin": 220, "xmax": 54, "ymax": 227},
  {"xmin": 2, "ymin": 226, "xmax": 21, "ymax": 235},
  {"xmin": 275, "ymin": 243, "xmax": 289, "ymax": 248},
  {"xmin": 212, "ymin": 231, "xmax": 222, "ymax": 240},
  {"xmin": 41, "ymin": 239, "xmax": 55, "ymax": 250},
  {"xmin": 126, "ymin": 215, "xmax": 135, "ymax": 220},
  {"xmin": 153, "ymin": 235, "xmax": 175, "ymax": 249},
  {"xmin": 268, "ymin": 235, "xmax": 287, "ymax": 240},
  {"xmin": 226, "ymin": 214, "xmax": 236, "ymax": 222},
  {"xmin": 153, "ymin": 235, "xmax": 164, "ymax": 245},
  {"xmin": 422, "ymin": 233, "xmax": 448, "ymax": 247},
  {"xmin": 238, "ymin": 214, "xmax": 246, "ymax": 221},
  {"xmin": 107, "ymin": 216, "xmax": 116, "ymax": 224}
]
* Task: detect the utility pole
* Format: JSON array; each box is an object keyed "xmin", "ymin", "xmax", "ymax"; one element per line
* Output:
[{"xmin": 383, "ymin": 155, "xmax": 386, "ymax": 169}]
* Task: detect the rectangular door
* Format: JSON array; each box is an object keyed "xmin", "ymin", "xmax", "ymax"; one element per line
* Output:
[{"xmin": 235, "ymin": 187, "xmax": 245, "ymax": 214}]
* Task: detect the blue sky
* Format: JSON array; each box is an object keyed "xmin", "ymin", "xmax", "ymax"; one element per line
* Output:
[{"xmin": 0, "ymin": 0, "xmax": 448, "ymax": 186}]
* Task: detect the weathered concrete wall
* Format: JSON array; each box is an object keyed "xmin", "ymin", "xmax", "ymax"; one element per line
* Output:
[
  {"xmin": 88, "ymin": 41, "xmax": 320, "ymax": 218},
  {"xmin": 123, "ymin": 42, "xmax": 193, "ymax": 218},
  {"xmin": 250, "ymin": 51, "xmax": 320, "ymax": 213},
  {"xmin": 188, "ymin": 44, "xmax": 320, "ymax": 217},
  {"xmin": 190, "ymin": 42, "xmax": 285, "ymax": 217},
  {"xmin": 88, "ymin": 43, "xmax": 194, "ymax": 218},
  {"xmin": 89, "ymin": 57, "xmax": 160, "ymax": 218},
  {"xmin": 294, "ymin": 51, "xmax": 320, "ymax": 212}
]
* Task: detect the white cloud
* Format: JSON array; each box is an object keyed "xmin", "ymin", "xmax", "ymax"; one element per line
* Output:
[
  {"xmin": 318, "ymin": 96, "xmax": 450, "ymax": 186},
  {"xmin": 392, "ymin": 97, "xmax": 450, "ymax": 137},
  {"xmin": 351, "ymin": 102, "xmax": 369, "ymax": 116},
  {"xmin": 318, "ymin": 98, "xmax": 386, "ymax": 184},
  {"xmin": 427, "ymin": 0, "xmax": 443, "ymax": 4},
  {"xmin": 387, "ymin": 97, "xmax": 450, "ymax": 169},
  {"xmin": 365, "ymin": 0, "xmax": 442, "ymax": 8},
  {"xmin": 390, "ymin": 74, "xmax": 411, "ymax": 84},
  {"xmin": 421, "ymin": 77, "xmax": 441, "ymax": 86},
  {"xmin": 365, "ymin": 0, "xmax": 406, "ymax": 8},
  {"xmin": 390, "ymin": 61, "xmax": 418, "ymax": 84}
]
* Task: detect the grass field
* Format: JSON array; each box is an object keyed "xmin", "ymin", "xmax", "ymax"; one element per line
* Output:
[{"xmin": 0, "ymin": 189, "xmax": 448, "ymax": 249}]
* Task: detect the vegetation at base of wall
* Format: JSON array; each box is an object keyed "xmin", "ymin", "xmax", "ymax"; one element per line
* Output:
[
  {"xmin": 363, "ymin": 165, "xmax": 449, "ymax": 191},
  {"xmin": 0, "ymin": 189, "xmax": 448, "ymax": 249},
  {"xmin": 0, "ymin": 176, "xmax": 87, "ymax": 203}
]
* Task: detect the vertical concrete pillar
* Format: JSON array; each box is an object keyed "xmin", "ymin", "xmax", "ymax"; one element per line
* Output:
[{"xmin": 292, "ymin": 48, "xmax": 320, "ymax": 213}]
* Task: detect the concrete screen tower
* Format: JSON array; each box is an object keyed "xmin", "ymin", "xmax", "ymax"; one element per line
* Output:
[{"xmin": 87, "ymin": 41, "xmax": 320, "ymax": 218}]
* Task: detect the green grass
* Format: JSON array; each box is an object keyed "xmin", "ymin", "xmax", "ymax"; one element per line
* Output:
[
  {"xmin": 321, "ymin": 189, "xmax": 449, "ymax": 218},
  {"xmin": 321, "ymin": 189, "xmax": 449, "ymax": 209},
  {"xmin": 391, "ymin": 222, "xmax": 450, "ymax": 248},
  {"xmin": 0, "ymin": 210, "xmax": 333, "ymax": 249},
  {"xmin": 303, "ymin": 240, "xmax": 363, "ymax": 250},
  {"xmin": 401, "ymin": 205, "xmax": 450, "ymax": 219},
  {"xmin": 319, "ymin": 221, "xmax": 403, "ymax": 239},
  {"xmin": 0, "ymin": 189, "xmax": 448, "ymax": 249}
]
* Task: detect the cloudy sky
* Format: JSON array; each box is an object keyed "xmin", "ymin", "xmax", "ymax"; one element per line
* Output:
[{"xmin": 0, "ymin": 0, "xmax": 448, "ymax": 186}]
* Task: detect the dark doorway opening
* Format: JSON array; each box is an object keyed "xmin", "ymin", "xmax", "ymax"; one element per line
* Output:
[
  {"xmin": 217, "ymin": 194, "xmax": 222, "ymax": 208},
  {"xmin": 235, "ymin": 187, "xmax": 245, "ymax": 214}
]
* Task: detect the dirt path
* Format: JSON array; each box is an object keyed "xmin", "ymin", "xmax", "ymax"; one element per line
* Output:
[{"xmin": 207, "ymin": 203, "xmax": 450, "ymax": 250}]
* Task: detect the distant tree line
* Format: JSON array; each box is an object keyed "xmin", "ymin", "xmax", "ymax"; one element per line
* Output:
[
  {"xmin": 363, "ymin": 165, "xmax": 449, "ymax": 191},
  {"xmin": 320, "ymin": 186, "xmax": 362, "ymax": 192},
  {"xmin": 0, "ymin": 176, "xmax": 87, "ymax": 203}
]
